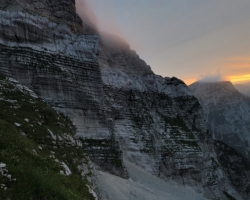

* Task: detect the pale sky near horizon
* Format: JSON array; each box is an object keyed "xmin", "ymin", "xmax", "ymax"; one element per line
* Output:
[{"xmin": 76, "ymin": 0, "xmax": 250, "ymax": 85}]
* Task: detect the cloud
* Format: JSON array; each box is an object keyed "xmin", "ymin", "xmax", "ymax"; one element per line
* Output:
[
  {"xmin": 75, "ymin": 0, "xmax": 98, "ymax": 33},
  {"xmin": 74, "ymin": 0, "xmax": 250, "ymax": 83},
  {"xmin": 198, "ymin": 72, "xmax": 225, "ymax": 83},
  {"xmin": 75, "ymin": 0, "xmax": 131, "ymax": 50},
  {"xmin": 75, "ymin": 0, "xmax": 122, "ymax": 35}
]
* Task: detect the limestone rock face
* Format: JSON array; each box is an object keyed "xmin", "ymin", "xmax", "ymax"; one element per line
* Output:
[
  {"xmin": 0, "ymin": 1, "xmax": 244, "ymax": 199},
  {"xmin": 97, "ymin": 35, "xmax": 243, "ymax": 199},
  {"xmin": 0, "ymin": 0, "xmax": 125, "ymax": 177},
  {"xmin": 0, "ymin": 0, "xmax": 83, "ymax": 33},
  {"xmin": 0, "ymin": 0, "xmax": 111, "ymax": 145}
]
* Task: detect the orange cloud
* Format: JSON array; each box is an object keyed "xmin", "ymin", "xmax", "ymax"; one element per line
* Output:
[{"xmin": 182, "ymin": 55, "xmax": 250, "ymax": 85}]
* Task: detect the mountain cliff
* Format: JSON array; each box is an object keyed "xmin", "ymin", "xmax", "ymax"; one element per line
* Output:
[
  {"xmin": 189, "ymin": 81, "xmax": 250, "ymax": 198},
  {"xmin": 189, "ymin": 81, "xmax": 250, "ymax": 158},
  {"xmin": 0, "ymin": 1, "xmax": 245, "ymax": 199}
]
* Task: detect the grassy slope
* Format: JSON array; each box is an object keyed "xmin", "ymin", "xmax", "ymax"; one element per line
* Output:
[{"xmin": 0, "ymin": 77, "xmax": 94, "ymax": 200}]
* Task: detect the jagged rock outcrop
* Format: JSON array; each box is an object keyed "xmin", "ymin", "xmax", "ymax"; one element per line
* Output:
[{"xmin": 0, "ymin": 1, "xmax": 244, "ymax": 199}]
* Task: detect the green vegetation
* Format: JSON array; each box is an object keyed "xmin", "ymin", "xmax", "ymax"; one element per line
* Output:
[{"xmin": 0, "ymin": 78, "xmax": 94, "ymax": 200}]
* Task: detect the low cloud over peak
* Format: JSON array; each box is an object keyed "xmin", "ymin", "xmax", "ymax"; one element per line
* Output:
[{"xmin": 198, "ymin": 72, "xmax": 226, "ymax": 83}]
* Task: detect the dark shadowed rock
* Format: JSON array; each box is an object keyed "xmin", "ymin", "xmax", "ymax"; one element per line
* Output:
[{"xmin": 0, "ymin": 1, "xmax": 245, "ymax": 199}]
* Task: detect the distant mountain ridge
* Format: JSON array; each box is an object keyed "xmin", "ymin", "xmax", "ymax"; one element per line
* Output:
[
  {"xmin": 189, "ymin": 81, "xmax": 250, "ymax": 198},
  {"xmin": 0, "ymin": 0, "xmax": 246, "ymax": 199},
  {"xmin": 189, "ymin": 81, "xmax": 250, "ymax": 158},
  {"xmin": 234, "ymin": 82, "xmax": 250, "ymax": 97}
]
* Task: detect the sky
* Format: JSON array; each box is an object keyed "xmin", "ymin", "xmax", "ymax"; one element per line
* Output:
[{"xmin": 76, "ymin": 0, "xmax": 250, "ymax": 85}]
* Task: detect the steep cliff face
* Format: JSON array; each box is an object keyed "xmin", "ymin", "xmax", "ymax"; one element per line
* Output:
[
  {"xmin": 0, "ymin": 1, "xmax": 243, "ymax": 199},
  {"xmin": 97, "ymin": 39, "xmax": 243, "ymax": 199},
  {"xmin": 0, "ymin": 0, "xmax": 83, "ymax": 33},
  {"xmin": 0, "ymin": 0, "xmax": 111, "ymax": 137},
  {"xmin": 0, "ymin": 0, "xmax": 130, "ymax": 178}
]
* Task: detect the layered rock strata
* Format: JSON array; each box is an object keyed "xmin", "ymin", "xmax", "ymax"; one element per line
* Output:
[
  {"xmin": 97, "ymin": 41, "xmax": 242, "ymax": 199},
  {"xmin": 0, "ymin": 0, "xmax": 127, "ymax": 176},
  {"xmin": 0, "ymin": 0, "xmax": 83, "ymax": 33},
  {"xmin": 0, "ymin": 1, "xmax": 244, "ymax": 199}
]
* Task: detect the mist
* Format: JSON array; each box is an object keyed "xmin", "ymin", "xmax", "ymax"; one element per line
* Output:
[
  {"xmin": 198, "ymin": 72, "xmax": 225, "ymax": 83},
  {"xmin": 75, "ymin": 0, "xmax": 98, "ymax": 33},
  {"xmin": 75, "ymin": 0, "xmax": 131, "ymax": 50},
  {"xmin": 74, "ymin": 0, "xmax": 250, "ymax": 84}
]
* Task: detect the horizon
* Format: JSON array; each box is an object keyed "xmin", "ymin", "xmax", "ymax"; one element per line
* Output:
[
  {"xmin": 76, "ymin": 0, "xmax": 250, "ymax": 85},
  {"xmin": 188, "ymin": 75, "xmax": 250, "ymax": 85}
]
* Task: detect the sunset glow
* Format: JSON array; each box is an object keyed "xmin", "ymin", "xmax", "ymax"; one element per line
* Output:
[
  {"xmin": 219, "ymin": 56, "xmax": 250, "ymax": 74},
  {"xmin": 78, "ymin": 0, "xmax": 250, "ymax": 86},
  {"xmin": 229, "ymin": 74, "xmax": 250, "ymax": 84},
  {"xmin": 184, "ymin": 78, "xmax": 199, "ymax": 85}
]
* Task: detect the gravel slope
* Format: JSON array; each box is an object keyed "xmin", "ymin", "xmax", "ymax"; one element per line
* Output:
[{"xmin": 95, "ymin": 159, "xmax": 209, "ymax": 200}]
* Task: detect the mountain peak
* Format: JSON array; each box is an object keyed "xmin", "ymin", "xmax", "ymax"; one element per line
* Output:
[
  {"xmin": 0, "ymin": 2, "xmax": 247, "ymax": 199},
  {"xmin": 189, "ymin": 80, "xmax": 239, "ymax": 95}
]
